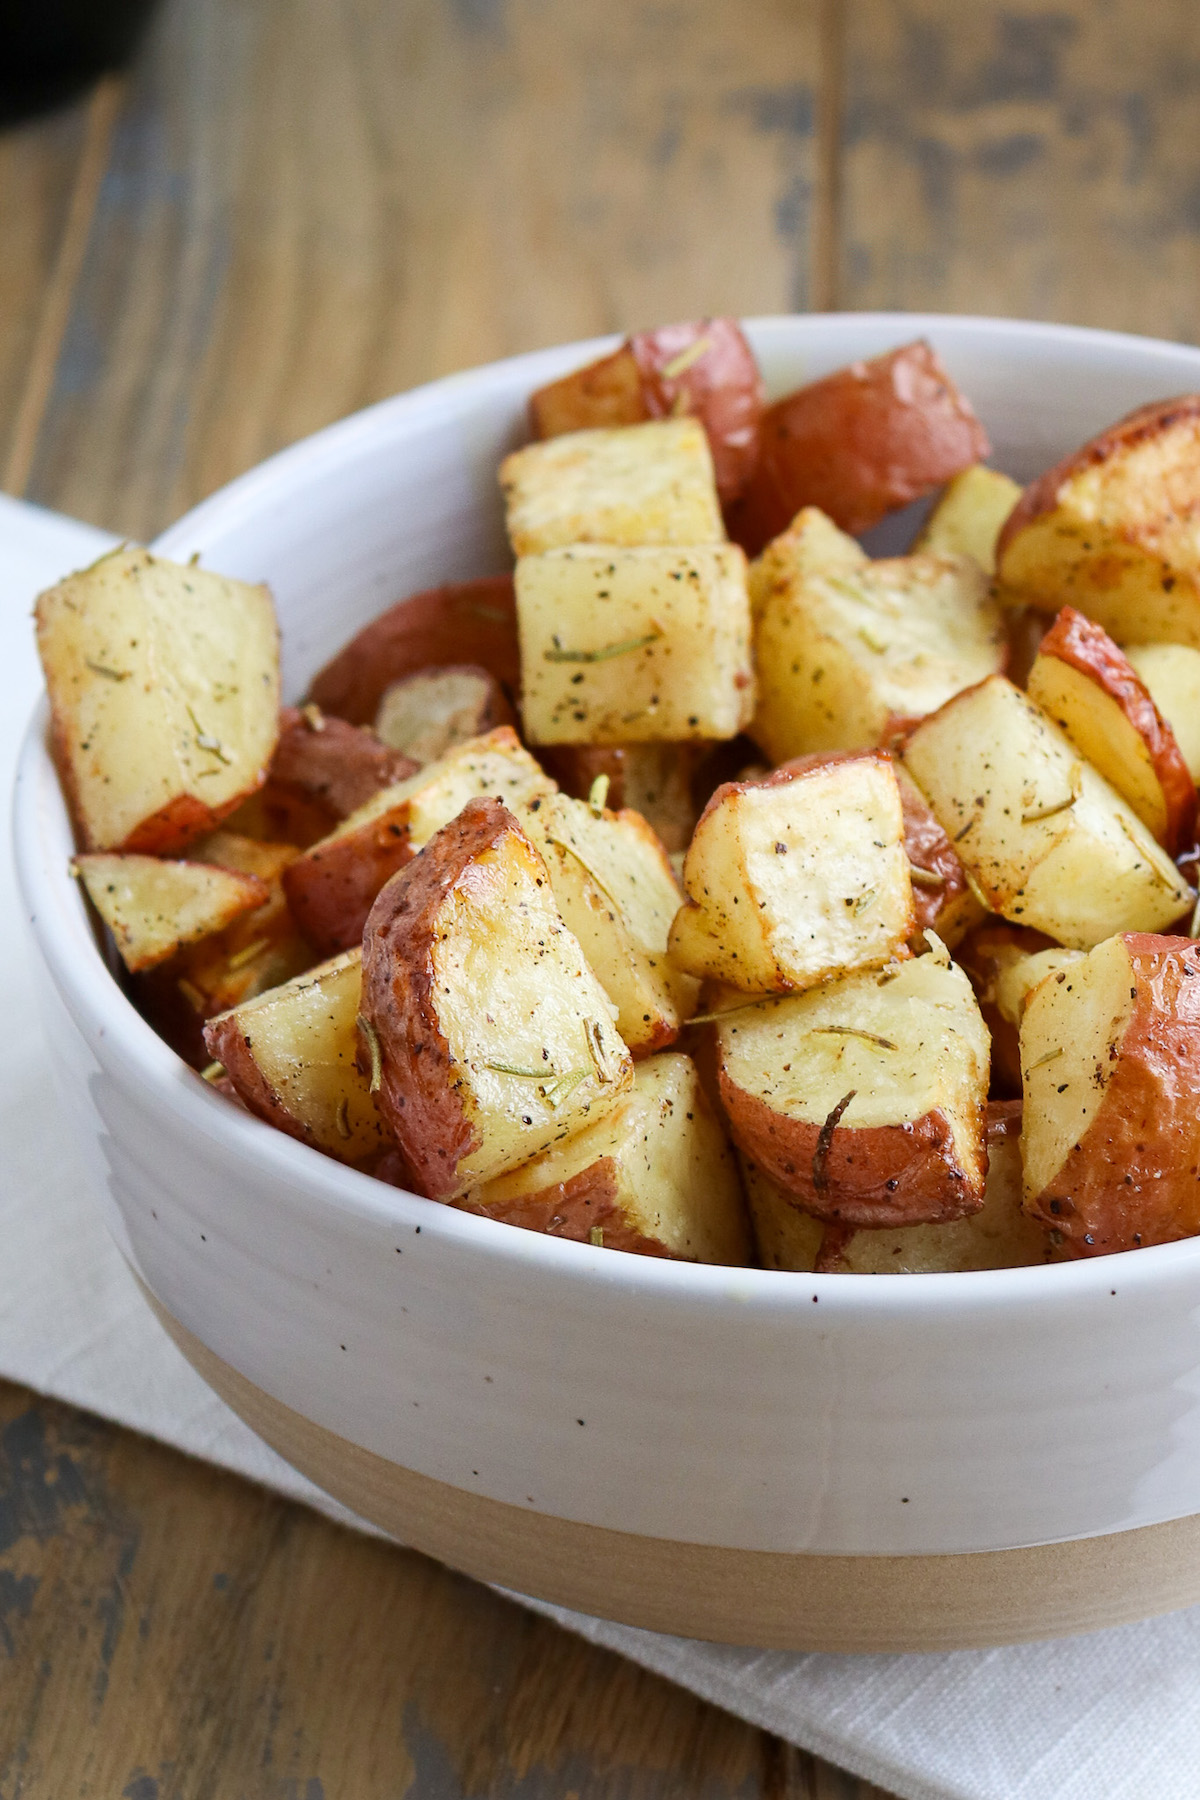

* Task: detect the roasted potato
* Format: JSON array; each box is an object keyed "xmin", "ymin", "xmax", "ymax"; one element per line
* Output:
[
  {"xmin": 282, "ymin": 727, "xmax": 555, "ymax": 953},
  {"xmin": 499, "ymin": 417, "xmax": 725, "ymax": 555},
  {"xmin": 715, "ymin": 946, "xmax": 990, "ymax": 1228},
  {"xmin": 912, "ymin": 464, "xmax": 1023, "ymax": 573},
  {"xmin": 459, "ymin": 1052, "xmax": 750, "ymax": 1263},
  {"xmin": 744, "ymin": 1105, "xmax": 1046, "ymax": 1272},
  {"xmin": 727, "ymin": 340, "xmax": 991, "ymax": 553},
  {"xmin": 749, "ymin": 508, "xmax": 1006, "ymax": 764},
  {"xmin": 528, "ymin": 318, "xmax": 765, "ymax": 504},
  {"xmin": 226, "ymin": 705, "xmax": 419, "ymax": 846},
  {"xmin": 359, "ymin": 796, "xmax": 633, "ymax": 1199},
  {"xmin": 522, "ymin": 791, "xmax": 699, "ymax": 1054},
  {"xmin": 956, "ymin": 919, "xmax": 1061, "ymax": 1097},
  {"xmin": 306, "ymin": 576, "xmax": 518, "ymax": 726},
  {"xmin": 516, "ymin": 543, "xmax": 754, "ymax": 745},
  {"xmin": 1026, "ymin": 608, "xmax": 1196, "ymax": 853},
  {"xmin": 35, "ymin": 545, "xmax": 280, "ymax": 853},
  {"xmin": 73, "ymin": 852, "xmax": 268, "ymax": 973},
  {"xmin": 1124, "ymin": 642, "xmax": 1200, "ymax": 785},
  {"xmin": 373, "ymin": 666, "xmax": 514, "ymax": 765},
  {"xmin": 1020, "ymin": 932, "xmax": 1200, "ymax": 1254},
  {"xmin": 204, "ymin": 949, "xmax": 390, "ymax": 1167},
  {"xmin": 893, "ymin": 763, "xmax": 985, "ymax": 948},
  {"xmin": 538, "ymin": 742, "xmax": 702, "ymax": 855},
  {"xmin": 669, "ymin": 753, "xmax": 913, "ymax": 992},
  {"xmin": 901, "ymin": 676, "xmax": 1192, "ymax": 947},
  {"xmin": 996, "ymin": 396, "xmax": 1200, "ymax": 645}
]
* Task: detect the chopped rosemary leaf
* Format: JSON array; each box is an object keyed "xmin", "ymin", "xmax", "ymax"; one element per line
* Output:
[
  {"xmin": 589, "ymin": 1225, "xmax": 604, "ymax": 1247},
  {"xmin": 544, "ymin": 1069, "xmax": 589, "ymax": 1108},
  {"xmin": 660, "ymin": 335, "xmax": 712, "ymax": 380},
  {"xmin": 85, "ymin": 659, "xmax": 131, "ymax": 681},
  {"xmin": 545, "ymin": 626, "xmax": 662, "ymax": 664},
  {"xmin": 227, "ymin": 937, "xmax": 269, "ymax": 971},
  {"xmin": 1027, "ymin": 1046, "xmax": 1064, "ymax": 1073},
  {"xmin": 1022, "ymin": 793, "xmax": 1076, "ymax": 825},
  {"xmin": 907, "ymin": 862, "xmax": 945, "ymax": 890},
  {"xmin": 853, "ymin": 887, "xmax": 877, "ymax": 916},
  {"xmin": 588, "ymin": 772, "xmax": 610, "ymax": 814},
  {"xmin": 200, "ymin": 1061, "xmax": 225, "ymax": 1083},
  {"xmin": 187, "ymin": 705, "xmax": 230, "ymax": 764},
  {"xmin": 687, "ymin": 996, "xmax": 779, "ymax": 1026},
  {"xmin": 357, "ymin": 1014, "xmax": 383, "ymax": 1092},
  {"xmin": 335, "ymin": 1096, "xmax": 351, "ymax": 1138},
  {"xmin": 810, "ymin": 1025, "xmax": 898, "ymax": 1050},
  {"xmin": 485, "ymin": 1063, "xmax": 551, "ymax": 1079},
  {"xmin": 301, "ymin": 702, "xmax": 326, "ymax": 732}
]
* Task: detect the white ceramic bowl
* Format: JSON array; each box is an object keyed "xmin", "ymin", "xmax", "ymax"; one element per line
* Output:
[{"xmin": 17, "ymin": 315, "xmax": 1200, "ymax": 1652}]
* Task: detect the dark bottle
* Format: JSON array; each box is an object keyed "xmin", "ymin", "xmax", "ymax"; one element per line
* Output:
[{"xmin": 0, "ymin": 0, "xmax": 161, "ymax": 126}]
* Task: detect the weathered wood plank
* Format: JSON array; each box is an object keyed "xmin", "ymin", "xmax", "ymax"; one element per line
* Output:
[
  {"xmin": 838, "ymin": 0, "xmax": 1200, "ymax": 338},
  {"xmin": 22, "ymin": 0, "xmax": 823, "ymax": 541},
  {"xmin": 0, "ymin": 1380, "xmax": 895, "ymax": 1798}
]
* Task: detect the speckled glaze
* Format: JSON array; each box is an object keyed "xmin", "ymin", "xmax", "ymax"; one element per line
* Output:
[{"xmin": 16, "ymin": 317, "xmax": 1200, "ymax": 1579}]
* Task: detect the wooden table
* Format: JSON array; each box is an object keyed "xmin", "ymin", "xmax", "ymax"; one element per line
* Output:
[{"xmin": 4, "ymin": 1, "xmax": 1200, "ymax": 1791}]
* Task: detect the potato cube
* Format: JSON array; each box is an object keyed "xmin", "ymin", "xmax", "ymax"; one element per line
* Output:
[
  {"xmin": 716, "ymin": 949, "xmax": 990, "ymax": 1228},
  {"xmin": 1124, "ymin": 642, "xmax": 1200, "ymax": 784},
  {"xmin": 460, "ymin": 1053, "xmax": 750, "ymax": 1264},
  {"xmin": 1020, "ymin": 933, "xmax": 1200, "ymax": 1255},
  {"xmin": 749, "ymin": 508, "xmax": 1006, "ymax": 764},
  {"xmin": 73, "ymin": 852, "xmax": 268, "ymax": 973},
  {"xmin": 669, "ymin": 754, "xmax": 913, "ymax": 992},
  {"xmin": 204, "ymin": 949, "xmax": 389, "ymax": 1167},
  {"xmin": 901, "ymin": 676, "xmax": 1192, "ymax": 947},
  {"xmin": 516, "ymin": 544, "xmax": 753, "ymax": 745},
  {"xmin": 35, "ymin": 546, "xmax": 280, "ymax": 854},
  {"xmin": 360, "ymin": 797, "xmax": 633, "ymax": 1199},
  {"xmin": 499, "ymin": 417, "xmax": 724, "ymax": 556},
  {"xmin": 912, "ymin": 464, "xmax": 1022, "ymax": 572}
]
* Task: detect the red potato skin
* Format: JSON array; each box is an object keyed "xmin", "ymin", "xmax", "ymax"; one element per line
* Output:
[
  {"xmin": 271, "ymin": 707, "xmax": 418, "ymax": 818},
  {"xmin": 1033, "ymin": 606, "xmax": 1197, "ymax": 854},
  {"xmin": 282, "ymin": 803, "xmax": 420, "ymax": 954},
  {"xmin": 1028, "ymin": 935, "xmax": 1200, "ymax": 1256},
  {"xmin": 956, "ymin": 920, "xmax": 1058, "ymax": 1100},
  {"xmin": 726, "ymin": 339, "xmax": 991, "ymax": 555},
  {"xmin": 719, "ymin": 1075, "xmax": 984, "ymax": 1229},
  {"xmin": 306, "ymin": 576, "xmax": 519, "ymax": 726},
  {"xmin": 457, "ymin": 1159, "xmax": 681, "ymax": 1257},
  {"xmin": 528, "ymin": 346, "xmax": 646, "ymax": 438},
  {"xmin": 996, "ymin": 394, "xmax": 1200, "ymax": 566},
  {"xmin": 358, "ymin": 797, "xmax": 518, "ymax": 1200},
  {"xmin": 117, "ymin": 790, "xmax": 255, "ymax": 856}
]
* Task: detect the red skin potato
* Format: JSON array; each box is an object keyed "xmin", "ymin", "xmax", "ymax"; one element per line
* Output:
[
  {"xmin": 282, "ymin": 802, "xmax": 421, "ymax": 954},
  {"xmin": 1032, "ymin": 606, "xmax": 1197, "ymax": 854},
  {"xmin": 306, "ymin": 576, "xmax": 519, "ymax": 726},
  {"xmin": 1028, "ymin": 935, "xmax": 1200, "ymax": 1256},
  {"xmin": 996, "ymin": 394, "xmax": 1200, "ymax": 565},
  {"xmin": 528, "ymin": 318, "xmax": 765, "ymax": 504},
  {"xmin": 117, "ymin": 791, "xmax": 252, "ymax": 856},
  {"xmin": 458, "ymin": 1160, "xmax": 681, "ymax": 1257},
  {"xmin": 271, "ymin": 707, "xmax": 417, "ymax": 817},
  {"xmin": 956, "ymin": 920, "xmax": 1059, "ymax": 1100},
  {"xmin": 726, "ymin": 339, "xmax": 991, "ymax": 555}
]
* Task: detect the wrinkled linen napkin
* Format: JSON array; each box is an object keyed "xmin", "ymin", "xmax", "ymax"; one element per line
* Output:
[{"xmin": 5, "ymin": 490, "xmax": 1200, "ymax": 1800}]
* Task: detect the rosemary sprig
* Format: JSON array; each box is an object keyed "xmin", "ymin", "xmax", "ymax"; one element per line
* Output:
[
  {"xmin": 812, "ymin": 1090, "xmax": 857, "ymax": 1193},
  {"xmin": 544, "ymin": 626, "xmax": 662, "ymax": 664},
  {"xmin": 357, "ymin": 1015, "xmax": 383, "ymax": 1092},
  {"xmin": 485, "ymin": 1062, "xmax": 550, "ymax": 1079}
]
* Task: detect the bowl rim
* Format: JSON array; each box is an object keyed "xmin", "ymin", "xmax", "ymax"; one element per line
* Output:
[{"xmin": 18, "ymin": 308, "xmax": 1200, "ymax": 1317}]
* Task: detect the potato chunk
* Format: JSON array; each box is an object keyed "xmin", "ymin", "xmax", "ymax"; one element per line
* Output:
[
  {"xmin": 996, "ymin": 397, "xmax": 1200, "ymax": 645},
  {"xmin": 893, "ymin": 763, "xmax": 984, "ymax": 948},
  {"xmin": 373, "ymin": 666, "xmax": 513, "ymax": 765},
  {"xmin": 516, "ymin": 544, "xmax": 753, "ymax": 745},
  {"xmin": 716, "ymin": 950, "xmax": 990, "ymax": 1228},
  {"xmin": 539, "ymin": 743, "xmax": 702, "ymax": 854},
  {"xmin": 499, "ymin": 417, "xmax": 724, "ymax": 555},
  {"xmin": 282, "ymin": 727, "xmax": 555, "ymax": 953},
  {"xmin": 1124, "ymin": 642, "xmax": 1200, "ymax": 785},
  {"xmin": 226, "ymin": 706, "xmax": 419, "ymax": 846},
  {"xmin": 360, "ymin": 797, "xmax": 633, "ymax": 1199},
  {"xmin": 521, "ymin": 792, "xmax": 698, "ymax": 1054},
  {"xmin": 528, "ymin": 318, "xmax": 765, "ymax": 504},
  {"xmin": 901, "ymin": 676, "xmax": 1192, "ymax": 947},
  {"xmin": 749, "ymin": 508, "xmax": 1005, "ymax": 764},
  {"xmin": 204, "ymin": 949, "xmax": 389, "ymax": 1167},
  {"xmin": 1026, "ymin": 607, "xmax": 1196, "ymax": 853},
  {"xmin": 73, "ymin": 852, "xmax": 268, "ymax": 973},
  {"xmin": 728, "ymin": 340, "xmax": 990, "ymax": 554},
  {"xmin": 669, "ymin": 754, "xmax": 913, "ymax": 992},
  {"xmin": 35, "ymin": 545, "xmax": 280, "ymax": 853},
  {"xmin": 744, "ymin": 1110, "xmax": 1046, "ymax": 1272},
  {"xmin": 459, "ymin": 1053, "xmax": 750, "ymax": 1264},
  {"xmin": 912, "ymin": 464, "xmax": 1022, "ymax": 573},
  {"xmin": 1020, "ymin": 933, "xmax": 1200, "ymax": 1255}
]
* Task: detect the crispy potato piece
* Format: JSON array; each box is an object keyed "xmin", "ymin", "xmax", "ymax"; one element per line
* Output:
[
  {"xmin": 35, "ymin": 545, "xmax": 279, "ymax": 853},
  {"xmin": 516, "ymin": 543, "xmax": 754, "ymax": 744},
  {"xmin": 538, "ymin": 743, "xmax": 702, "ymax": 854},
  {"xmin": 727, "ymin": 340, "xmax": 990, "ymax": 554},
  {"xmin": 226, "ymin": 706, "xmax": 420, "ymax": 846},
  {"xmin": 744, "ymin": 1109, "xmax": 1046, "ymax": 1272},
  {"xmin": 459, "ymin": 1052, "xmax": 750, "ymax": 1263},
  {"xmin": 529, "ymin": 318, "xmax": 765, "ymax": 504},
  {"xmin": 992, "ymin": 945, "xmax": 1083, "ymax": 1026},
  {"xmin": 893, "ymin": 763, "xmax": 985, "ymax": 948},
  {"xmin": 1124, "ymin": 642, "xmax": 1200, "ymax": 785},
  {"xmin": 669, "ymin": 754, "xmax": 913, "ymax": 992},
  {"xmin": 716, "ymin": 948, "xmax": 990, "ymax": 1228},
  {"xmin": 1026, "ymin": 608, "xmax": 1196, "ymax": 853},
  {"xmin": 748, "ymin": 508, "xmax": 1006, "ymax": 764},
  {"xmin": 360, "ymin": 797, "xmax": 632, "ymax": 1200},
  {"xmin": 203, "ymin": 949, "xmax": 389, "ymax": 1167},
  {"xmin": 1020, "ymin": 933, "xmax": 1200, "ymax": 1255},
  {"xmin": 499, "ymin": 417, "xmax": 724, "ymax": 555},
  {"xmin": 73, "ymin": 852, "xmax": 268, "ymax": 973},
  {"xmin": 521, "ymin": 791, "xmax": 698, "ymax": 1054},
  {"xmin": 373, "ymin": 665, "xmax": 514, "ymax": 765},
  {"xmin": 306, "ymin": 576, "xmax": 518, "ymax": 726},
  {"xmin": 912, "ymin": 464, "xmax": 1023, "ymax": 572},
  {"xmin": 996, "ymin": 396, "xmax": 1200, "ymax": 644},
  {"xmin": 282, "ymin": 727, "xmax": 555, "ymax": 954},
  {"xmin": 901, "ymin": 676, "xmax": 1192, "ymax": 947}
]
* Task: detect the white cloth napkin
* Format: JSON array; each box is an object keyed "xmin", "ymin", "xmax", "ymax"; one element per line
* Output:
[{"xmin": 5, "ymin": 491, "xmax": 1200, "ymax": 1800}]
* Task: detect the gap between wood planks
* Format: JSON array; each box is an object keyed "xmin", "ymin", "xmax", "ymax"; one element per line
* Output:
[{"xmin": 814, "ymin": 0, "xmax": 846, "ymax": 312}]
